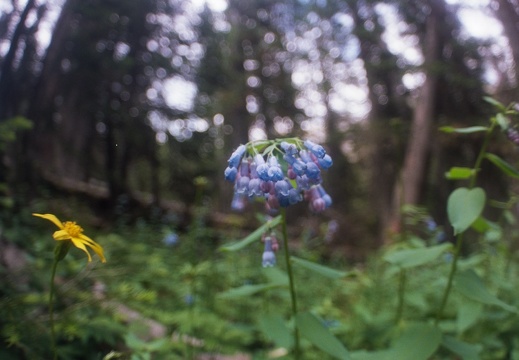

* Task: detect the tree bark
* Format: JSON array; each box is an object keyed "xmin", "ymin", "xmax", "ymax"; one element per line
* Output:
[
  {"xmin": 0, "ymin": 0, "xmax": 36, "ymax": 121},
  {"xmin": 493, "ymin": 0, "xmax": 519, "ymax": 103},
  {"xmin": 349, "ymin": 0, "xmax": 408, "ymax": 244},
  {"xmin": 398, "ymin": 0, "xmax": 442, "ymax": 207},
  {"xmin": 495, "ymin": 0, "xmax": 519, "ymax": 69}
]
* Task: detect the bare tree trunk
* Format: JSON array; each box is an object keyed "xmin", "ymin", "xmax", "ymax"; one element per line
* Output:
[
  {"xmin": 493, "ymin": 0, "xmax": 519, "ymax": 103},
  {"xmin": 26, "ymin": 0, "xmax": 76, "ymax": 182},
  {"xmin": 349, "ymin": 0, "xmax": 407, "ymax": 244},
  {"xmin": 0, "ymin": 0, "xmax": 36, "ymax": 121},
  {"xmin": 495, "ymin": 0, "xmax": 519, "ymax": 69},
  {"xmin": 398, "ymin": 0, "xmax": 442, "ymax": 209}
]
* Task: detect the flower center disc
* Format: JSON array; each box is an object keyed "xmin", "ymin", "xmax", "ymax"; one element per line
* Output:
[{"xmin": 63, "ymin": 221, "xmax": 83, "ymax": 237}]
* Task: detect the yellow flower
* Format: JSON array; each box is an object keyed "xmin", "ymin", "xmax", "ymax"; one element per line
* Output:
[{"xmin": 33, "ymin": 213, "xmax": 106, "ymax": 263}]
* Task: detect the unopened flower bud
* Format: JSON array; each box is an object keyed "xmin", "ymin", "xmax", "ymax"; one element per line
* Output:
[
  {"xmin": 262, "ymin": 237, "xmax": 276, "ymax": 267},
  {"xmin": 228, "ymin": 144, "xmax": 246, "ymax": 168}
]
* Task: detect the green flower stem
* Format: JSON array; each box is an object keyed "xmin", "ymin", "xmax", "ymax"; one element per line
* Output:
[
  {"xmin": 49, "ymin": 256, "xmax": 59, "ymax": 360},
  {"xmin": 395, "ymin": 269, "xmax": 406, "ymax": 324},
  {"xmin": 247, "ymin": 137, "xmax": 304, "ymax": 156},
  {"xmin": 435, "ymin": 232, "xmax": 463, "ymax": 325},
  {"xmin": 281, "ymin": 209, "xmax": 300, "ymax": 359},
  {"xmin": 436, "ymin": 121, "xmax": 496, "ymax": 325},
  {"xmin": 187, "ymin": 281, "xmax": 195, "ymax": 360},
  {"xmin": 469, "ymin": 122, "xmax": 495, "ymax": 189}
]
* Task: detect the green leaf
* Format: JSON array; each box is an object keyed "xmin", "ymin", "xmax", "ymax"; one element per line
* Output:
[
  {"xmin": 484, "ymin": 96, "xmax": 506, "ymax": 111},
  {"xmin": 439, "ymin": 126, "xmax": 488, "ymax": 134},
  {"xmin": 217, "ymin": 283, "xmax": 286, "ymax": 299},
  {"xmin": 470, "ymin": 216, "xmax": 494, "ymax": 233},
  {"xmin": 261, "ymin": 144, "xmax": 277, "ymax": 156},
  {"xmin": 470, "ymin": 217, "xmax": 502, "ymax": 242},
  {"xmin": 145, "ymin": 338, "xmax": 168, "ymax": 351},
  {"xmin": 218, "ymin": 268, "xmax": 289, "ymax": 299},
  {"xmin": 495, "ymin": 112, "xmax": 509, "ymax": 131},
  {"xmin": 442, "ymin": 336, "xmax": 482, "ymax": 360},
  {"xmin": 291, "ymin": 256, "xmax": 349, "ymax": 279},
  {"xmin": 390, "ymin": 323, "xmax": 442, "ymax": 360},
  {"xmin": 504, "ymin": 209, "xmax": 516, "ymax": 225},
  {"xmin": 445, "ymin": 167, "xmax": 475, "ymax": 180},
  {"xmin": 456, "ymin": 300, "xmax": 483, "ymax": 334},
  {"xmin": 125, "ymin": 332, "xmax": 146, "ymax": 350},
  {"xmin": 340, "ymin": 325, "xmax": 442, "ymax": 360},
  {"xmin": 350, "ymin": 350, "xmax": 393, "ymax": 360},
  {"xmin": 454, "ymin": 269, "xmax": 517, "ymax": 313},
  {"xmin": 447, "ymin": 187, "xmax": 486, "ymax": 235},
  {"xmin": 248, "ymin": 140, "xmax": 270, "ymax": 153},
  {"xmin": 341, "ymin": 325, "xmax": 439, "ymax": 360},
  {"xmin": 296, "ymin": 312, "xmax": 350, "ymax": 360},
  {"xmin": 219, "ymin": 215, "xmax": 281, "ymax": 252},
  {"xmin": 485, "ymin": 153, "xmax": 519, "ymax": 179},
  {"xmin": 258, "ymin": 314, "xmax": 293, "ymax": 349},
  {"xmin": 383, "ymin": 243, "xmax": 452, "ymax": 269},
  {"xmin": 262, "ymin": 266, "xmax": 289, "ymax": 285}
]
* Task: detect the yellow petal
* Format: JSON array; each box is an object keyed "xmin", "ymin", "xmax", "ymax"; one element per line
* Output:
[
  {"xmin": 69, "ymin": 237, "xmax": 93, "ymax": 262},
  {"xmin": 77, "ymin": 233, "xmax": 97, "ymax": 246},
  {"xmin": 79, "ymin": 234, "xmax": 106, "ymax": 263},
  {"xmin": 53, "ymin": 229, "xmax": 72, "ymax": 241},
  {"xmin": 33, "ymin": 213, "xmax": 64, "ymax": 229}
]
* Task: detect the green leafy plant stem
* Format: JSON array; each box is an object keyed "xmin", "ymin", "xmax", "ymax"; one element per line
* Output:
[
  {"xmin": 436, "ymin": 121, "xmax": 496, "ymax": 325},
  {"xmin": 281, "ymin": 208, "xmax": 300, "ymax": 359},
  {"xmin": 187, "ymin": 280, "xmax": 195, "ymax": 360},
  {"xmin": 395, "ymin": 269, "xmax": 406, "ymax": 324},
  {"xmin": 49, "ymin": 256, "xmax": 59, "ymax": 360},
  {"xmin": 469, "ymin": 121, "xmax": 496, "ymax": 188},
  {"xmin": 435, "ymin": 232, "xmax": 462, "ymax": 325}
]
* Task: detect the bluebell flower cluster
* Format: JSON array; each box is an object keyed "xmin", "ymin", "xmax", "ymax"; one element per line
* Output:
[{"xmin": 224, "ymin": 139, "xmax": 333, "ymax": 213}]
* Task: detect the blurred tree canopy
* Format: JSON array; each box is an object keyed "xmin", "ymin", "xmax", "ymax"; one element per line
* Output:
[{"xmin": 0, "ymin": 0, "xmax": 517, "ymax": 250}]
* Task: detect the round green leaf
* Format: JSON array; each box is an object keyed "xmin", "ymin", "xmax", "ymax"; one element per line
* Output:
[{"xmin": 447, "ymin": 187, "xmax": 486, "ymax": 235}]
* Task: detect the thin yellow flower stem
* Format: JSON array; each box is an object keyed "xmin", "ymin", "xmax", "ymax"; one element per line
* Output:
[
  {"xmin": 281, "ymin": 209, "xmax": 300, "ymax": 359},
  {"xmin": 49, "ymin": 257, "xmax": 59, "ymax": 360}
]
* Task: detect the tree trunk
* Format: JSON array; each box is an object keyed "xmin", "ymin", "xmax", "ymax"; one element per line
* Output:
[
  {"xmin": 0, "ymin": 0, "xmax": 36, "ymax": 121},
  {"xmin": 494, "ymin": 0, "xmax": 519, "ymax": 103},
  {"xmin": 398, "ymin": 0, "xmax": 442, "ymax": 209},
  {"xmin": 25, "ymin": 0, "xmax": 76, "ymax": 184},
  {"xmin": 349, "ymin": 0, "xmax": 406, "ymax": 244},
  {"xmin": 495, "ymin": 0, "xmax": 519, "ymax": 69}
]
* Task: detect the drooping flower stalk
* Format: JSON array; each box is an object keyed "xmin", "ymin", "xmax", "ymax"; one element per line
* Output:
[
  {"xmin": 224, "ymin": 138, "xmax": 333, "ymax": 359},
  {"xmin": 281, "ymin": 209, "xmax": 300, "ymax": 359}
]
